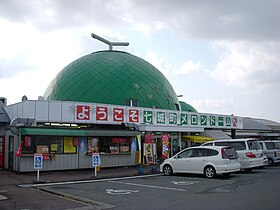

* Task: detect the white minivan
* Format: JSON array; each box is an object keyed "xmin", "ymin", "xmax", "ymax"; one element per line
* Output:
[
  {"xmin": 258, "ymin": 140, "xmax": 280, "ymax": 166},
  {"xmin": 160, "ymin": 146, "xmax": 240, "ymax": 178},
  {"xmin": 202, "ymin": 138, "xmax": 264, "ymax": 171}
]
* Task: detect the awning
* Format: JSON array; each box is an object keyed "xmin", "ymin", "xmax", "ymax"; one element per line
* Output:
[
  {"xmin": 20, "ymin": 128, "xmax": 140, "ymax": 137},
  {"xmin": 21, "ymin": 128, "xmax": 87, "ymax": 136},
  {"xmin": 200, "ymin": 130, "xmax": 231, "ymax": 140},
  {"xmin": 85, "ymin": 130, "xmax": 140, "ymax": 137},
  {"xmin": 182, "ymin": 135, "xmax": 214, "ymax": 143}
]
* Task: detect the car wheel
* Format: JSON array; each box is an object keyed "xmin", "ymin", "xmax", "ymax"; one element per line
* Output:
[
  {"xmin": 204, "ymin": 166, "xmax": 216, "ymax": 178},
  {"xmin": 268, "ymin": 158, "xmax": 274, "ymax": 166},
  {"xmin": 163, "ymin": 164, "xmax": 173, "ymax": 176}
]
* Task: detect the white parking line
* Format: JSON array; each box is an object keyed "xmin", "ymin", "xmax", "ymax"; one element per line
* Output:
[
  {"xmin": 19, "ymin": 174, "xmax": 162, "ymax": 188},
  {"xmin": 0, "ymin": 195, "xmax": 8, "ymax": 200},
  {"xmin": 108, "ymin": 180, "xmax": 186, "ymax": 191}
]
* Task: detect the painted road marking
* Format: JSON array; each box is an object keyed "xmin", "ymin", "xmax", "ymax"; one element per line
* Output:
[
  {"xmin": 106, "ymin": 189, "xmax": 139, "ymax": 195},
  {"xmin": 108, "ymin": 180, "xmax": 186, "ymax": 192},
  {"xmin": 171, "ymin": 180, "xmax": 200, "ymax": 185},
  {"xmin": 19, "ymin": 174, "xmax": 162, "ymax": 188},
  {"xmin": 0, "ymin": 194, "xmax": 8, "ymax": 200}
]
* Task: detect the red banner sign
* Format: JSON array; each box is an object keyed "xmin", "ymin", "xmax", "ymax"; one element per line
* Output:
[
  {"xmin": 162, "ymin": 134, "xmax": 170, "ymax": 159},
  {"xmin": 145, "ymin": 134, "xmax": 154, "ymax": 143}
]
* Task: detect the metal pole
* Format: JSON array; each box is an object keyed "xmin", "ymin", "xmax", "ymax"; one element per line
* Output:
[
  {"xmin": 94, "ymin": 166, "xmax": 97, "ymax": 177},
  {"xmin": 37, "ymin": 169, "xmax": 40, "ymax": 181}
]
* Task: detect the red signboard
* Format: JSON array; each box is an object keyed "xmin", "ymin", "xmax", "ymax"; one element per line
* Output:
[
  {"xmin": 25, "ymin": 136, "xmax": 32, "ymax": 147},
  {"xmin": 77, "ymin": 105, "xmax": 90, "ymax": 120},
  {"xmin": 145, "ymin": 134, "xmax": 154, "ymax": 143},
  {"xmin": 113, "ymin": 108, "xmax": 124, "ymax": 122},
  {"xmin": 112, "ymin": 137, "xmax": 127, "ymax": 144},
  {"xmin": 96, "ymin": 106, "xmax": 108, "ymax": 121},
  {"xmin": 129, "ymin": 109, "xmax": 139, "ymax": 122}
]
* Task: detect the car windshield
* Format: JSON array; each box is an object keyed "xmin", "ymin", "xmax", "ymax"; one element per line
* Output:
[
  {"xmin": 216, "ymin": 141, "xmax": 246, "ymax": 150},
  {"xmin": 224, "ymin": 147, "xmax": 238, "ymax": 159},
  {"xmin": 248, "ymin": 140, "xmax": 261, "ymax": 150}
]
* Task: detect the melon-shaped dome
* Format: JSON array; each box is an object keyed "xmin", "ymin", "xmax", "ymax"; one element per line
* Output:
[
  {"xmin": 179, "ymin": 101, "xmax": 197, "ymax": 112},
  {"xmin": 44, "ymin": 50, "xmax": 180, "ymax": 110}
]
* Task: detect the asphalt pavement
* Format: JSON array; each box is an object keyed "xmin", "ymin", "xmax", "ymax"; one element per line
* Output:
[{"xmin": 0, "ymin": 164, "xmax": 160, "ymax": 210}]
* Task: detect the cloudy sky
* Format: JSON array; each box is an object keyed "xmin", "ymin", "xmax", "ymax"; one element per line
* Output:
[{"xmin": 0, "ymin": 0, "xmax": 279, "ymax": 122}]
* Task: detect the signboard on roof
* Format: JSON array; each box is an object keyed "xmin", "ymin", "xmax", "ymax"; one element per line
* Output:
[
  {"xmin": 4, "ymin": 100, "xmax": 243, "ymax": 129},
  {"xmin": 74, "ymin": 104, "xmax": 242, "ymax": 129}
]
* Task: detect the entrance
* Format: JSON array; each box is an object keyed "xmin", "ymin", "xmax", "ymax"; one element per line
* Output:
[{"xmin": 154, "ymin": 134, "xmax": 178, "ymax": 163}]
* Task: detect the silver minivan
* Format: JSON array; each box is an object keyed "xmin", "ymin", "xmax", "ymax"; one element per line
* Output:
[
  {"xmin": 258, "ymin": 140, "xmax": 280, "ymax": 166},
  {"xmin": 202, "ymin": 138, "xmax": 264, "ymax": 171}
]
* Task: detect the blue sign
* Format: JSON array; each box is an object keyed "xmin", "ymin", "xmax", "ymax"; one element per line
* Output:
[
  {"xmin": 34, "ymin": 155, "xmax": 43, "ymax": 169},
  {"xmin": 92, "ymin": 153, "xmax": 100, "ymax": 167}
]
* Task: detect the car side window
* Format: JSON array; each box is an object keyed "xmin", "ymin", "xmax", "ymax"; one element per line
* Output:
[
  {"xmin": 205, "ymin": 149, "xmax": 218, "ymax": 156},
  {"xmin": 215, "ymin": 141, "xmax": 229, "ymax": 147},
  {"xmin": 248, "ymin": 140, "xmax": 261, "ymax": 150},
  {"xmin": 265, "ymin": 142, "xmax": 275, "ymax": 150},
  {"xmin": 203, "ymin": 142, "xmax": 213, "ymax": 146},
  {"xmin": 229, "ymin": 142, "xmax": 246, "ymax": 150},
  {"xmin": 191, "ymin": 149, "xmax": 206, "ymax": 157},
  {"xmin": 177, "ymin": 149, "xmax": 193, "ymax": 158}
]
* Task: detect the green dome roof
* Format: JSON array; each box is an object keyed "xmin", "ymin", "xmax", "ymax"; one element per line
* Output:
[
  {"xmin": 44, "ymin": 50, "xmax": 180, "ymax": 110},
  {"xmin": 179, "ymin": 101, "xmax": 197, "ymax": 112}
]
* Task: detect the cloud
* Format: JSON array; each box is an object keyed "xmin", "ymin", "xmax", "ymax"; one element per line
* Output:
[
  {"xmin": 1, "ymin": 0, "xmax": 279, "ymax": 41},
  {"xmin": 145, "ymin": 50, "xmax": 171, "ymax": 76},
  {"xmin": 131, "ymin": 0, "xmax": 280, "ymax": 42},
  {"xmin": 174, "ymin": 60, "xmax": 203, "ymax": 75},
  {"xmin": 191, "ymin": 97, "xmax": 235, "ymax": 114},
  {"xmin": 0, "ymin": 17, "xmax": 89, "ymax": 79},
  {"xmin": 211, "ymin": 41, "xmax": 280, "ymax": 93}
]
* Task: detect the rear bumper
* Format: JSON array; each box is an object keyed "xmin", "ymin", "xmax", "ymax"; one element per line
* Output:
[
  {"xmin": 215, "ymin": 163, "xmax": 241, "ymax": 174},
  {"xmin": 240, "ymin": 158, "xmax": 264, "ymax": 169}
]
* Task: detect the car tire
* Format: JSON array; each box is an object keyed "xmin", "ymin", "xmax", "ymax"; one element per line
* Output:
[
  {"xmin": 204, "ymin": 166, "xmax": 216, "ymax": 178},
  {"xmin": 163, "ymin": 164, "xmax": 173, "ymax": 176},
  {"xmin": 268, "ymin": 158, "xmax": 274, "ymax": 166}
]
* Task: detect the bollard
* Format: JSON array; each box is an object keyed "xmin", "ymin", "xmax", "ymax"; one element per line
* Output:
[
  {"xmin": 137, "ymin": 166, "xmax": 144, "ymax": 174},
  {"xmin": 151, "ymin": 166, "xmax": 157, "ymax": 173}
]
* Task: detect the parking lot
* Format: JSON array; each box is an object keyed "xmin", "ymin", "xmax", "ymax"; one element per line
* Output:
[{"xmin": 29, "ymin": 166, "xmax": 280, "ymax": 210}]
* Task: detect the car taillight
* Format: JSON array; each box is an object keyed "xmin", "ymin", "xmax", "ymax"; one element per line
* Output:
[
  {"xmin": 221, "ymin": 148, "xmax": 226, "ymax": 159},
  {"xmin": 246, "ymin": 152, "xmax": 256, "ymax": 158}
]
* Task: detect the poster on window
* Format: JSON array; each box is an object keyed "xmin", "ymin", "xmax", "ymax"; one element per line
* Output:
[
  {"xmin": 92, "ymin": 138, "xmax": 99, "ymax": 153},
  {"xmin": 130, "ymin": 137, "xmax": 137, "ymax": 152},
  {"xmin": 144, "ymin": 143, "xmax": 154, "ymax": 165},
  {"xmin": 64, "ymin": 137, "xmax": 76, "ymax": 153},
  {"xmin": 79, "ymin": 138, "xmax": 87, "ymax": 153},
  {"xmin": 162, "ymin": 134, "xmax": 170, "ymax": 159}
]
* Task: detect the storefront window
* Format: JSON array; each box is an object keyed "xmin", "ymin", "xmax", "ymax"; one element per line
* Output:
[
  {"xmin": 22, "ymin": 136, "xmax": 76, "ymax": 154},
  {"xmin": 87, "ymin": 137, "xmax": 131, "ymax": 154}
]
